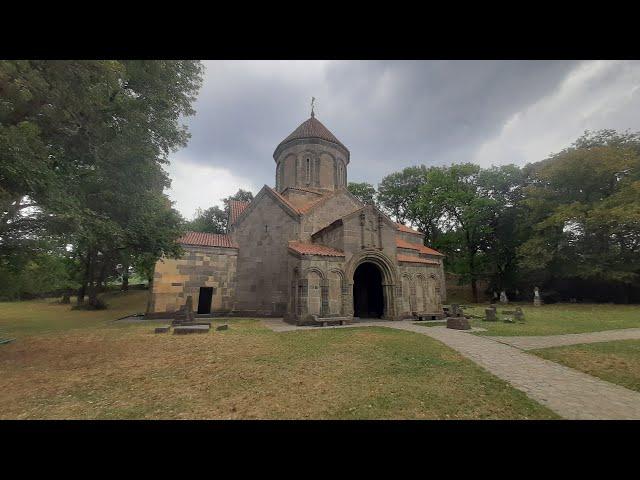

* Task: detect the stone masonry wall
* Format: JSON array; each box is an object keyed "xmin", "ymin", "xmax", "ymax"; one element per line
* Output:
[
  {"xmin": 233, "ymin": 192, "xmax": 299, "ymax": 315},
  {"xmin": 300, "ymin": 190, "xmax": 362, "ymax": 242},
  {"xmin": 148, "ymin": 245, "xmax": 237, "ymax": 316}
]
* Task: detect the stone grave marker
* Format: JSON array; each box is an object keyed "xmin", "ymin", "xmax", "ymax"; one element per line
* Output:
[{"xmin": 485, "ymin": 308, "xmax": 497, "ymax": 321}]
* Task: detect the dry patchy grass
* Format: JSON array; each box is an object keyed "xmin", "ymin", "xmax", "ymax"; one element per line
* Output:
[
  {"xmin": 0, "ymin": 292, "xmax": 558, "ymax": 419},
  {"xmin": 533, "ymin": 340, "xmax": 640, "ymax": 393}
]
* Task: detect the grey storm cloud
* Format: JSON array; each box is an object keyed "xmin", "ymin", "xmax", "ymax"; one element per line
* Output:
[{"xmin": 171, "ymin": 60, "xmax": 640, "ymax": 208}]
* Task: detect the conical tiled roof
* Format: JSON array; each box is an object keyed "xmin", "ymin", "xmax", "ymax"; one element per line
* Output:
[{"xmin": 274, "ymin": 114, "xmax": 349, "ymax": 156}]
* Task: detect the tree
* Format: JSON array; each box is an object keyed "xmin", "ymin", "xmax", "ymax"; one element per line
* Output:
[
  {"xmin": 223, "ymin": 189, "xmax": 254, "ymax": 204},
  {"xmin": 417, "ymin": 164, "xmax": 499, "ymax": 302},
  {"xmin": 0, "ymin": 60, "xmax": 204, "ymax": 308},
  {"xmin": 377, "ymin": 166, "xmax": 429, "ymax": 224},
  {"xmin": 186, "ymin": 206, "xmax": 227, "ymax": 234},
  {"xmin": 518, "ymin": 130, "xmax": 640, "ymax": 301},
  {"xmin": 347, "ymin": 182, "xmax": 376, "ymax": 205}
]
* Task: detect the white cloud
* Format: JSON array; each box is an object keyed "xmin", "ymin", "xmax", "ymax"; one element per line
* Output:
[
  {"xmin": 473, "ymin": 60, "xmax": 640, "ymax": 167},
  {"xmin": 165, "ymin": 158, "xmax": 256, "ymax": 219}
]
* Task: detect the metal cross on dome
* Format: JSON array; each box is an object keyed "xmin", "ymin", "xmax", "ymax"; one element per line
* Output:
[{"xmin": 311, "ymin": 97, "xmax": 316, "ymax": 117}]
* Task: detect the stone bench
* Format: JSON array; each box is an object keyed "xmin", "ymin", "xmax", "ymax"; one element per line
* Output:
[
  {"xmin": 311, "ymin": 316, "xmax": 352, "ymax": 327},
  {"xmin": 173, "ymin": 325, "xmax": 210, "ymax": 335},
  {"xmin": 413, "ymin": 311, "xmax": 445, "ymax": 321}
]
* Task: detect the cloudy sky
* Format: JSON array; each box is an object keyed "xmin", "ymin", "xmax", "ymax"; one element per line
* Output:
[{"xmin": 166, "ymin": 60, "xmax": 640, "ymax": 219}]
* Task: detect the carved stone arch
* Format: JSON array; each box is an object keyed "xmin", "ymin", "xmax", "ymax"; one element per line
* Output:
[
  {"xmin": 345, "ymin": 248, "xmax": 399, "ymax": 320},
  {"xmin": 301, "ymin": 266, "xmax": 325, "ymax": 280}
]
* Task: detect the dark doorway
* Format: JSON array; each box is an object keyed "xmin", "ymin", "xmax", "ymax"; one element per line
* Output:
[
  {"xmin": 197, "ymin": 287, "xmax": 214, "ymax": 314},
  {"xmin": 353, "ymin": 262, "xmax": 384, "ymax": 318}
]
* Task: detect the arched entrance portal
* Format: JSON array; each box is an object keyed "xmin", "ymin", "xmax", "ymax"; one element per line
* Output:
[{"xmin": 353, "ymin": 262, "xmax": 384, "ymax": 318}]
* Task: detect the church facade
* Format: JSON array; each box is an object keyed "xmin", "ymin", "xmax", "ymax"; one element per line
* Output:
[{"xmin": 147, "ymin": 113, "xmax": 446, "ymax": 323}]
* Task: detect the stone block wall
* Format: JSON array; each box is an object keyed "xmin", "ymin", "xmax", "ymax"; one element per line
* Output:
[
  {"xmin": 148, "ymin": 245, "xmax": 237, "ymax": 316},
  {"xmin": 233, "ymin": 192, "xmax": 299, "ymax": 316}
]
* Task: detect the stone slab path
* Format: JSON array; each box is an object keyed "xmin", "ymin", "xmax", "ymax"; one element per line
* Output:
[
  {"xmin": 487, "ymin": 328, "xmax": 640, "ymax": 351},
  {"xmin": 263, "ymin": 319, "xmax": 640, "ymax": 419}
]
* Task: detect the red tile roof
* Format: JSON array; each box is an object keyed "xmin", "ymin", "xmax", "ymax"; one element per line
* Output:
[
  {"xmin": 397, "ymin": 254, "xmax": 440, "ymax": 265},
  {"xmin": 396, "ymin": 238, "xmax": 420, "ymax": 251},
  {"xmin": 396, "ymin": 222, "xmax": 422, "ymax": 235},
  {"xmin": 288, "ymin": 241, "xmax": 345, "ymax": 257},
  {"xmin": 267, "ymin": 186, "xmax": 303, "ymax": 214},
  {"xmin": 418, "ymin": 245, "xmax": 444, "ymax": 257},
  {"xmin": 276, "ymin": 115, "xmax": 348, "ymax": 154},
  {"xmin": 178, "ymin": 231, "xmax": 238, "ymax": 249},
  {"xmin": 228, "ymin": 200, "xmax": 250, "ymax": 225},
  {"xmin": 396, "ymin": 238, "xmax": 444, "ymax": 257}
]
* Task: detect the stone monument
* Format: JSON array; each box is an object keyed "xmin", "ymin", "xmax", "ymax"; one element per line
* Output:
[
  {"xmin": 533, "ymin": 287, "xmax": 541, "ymax": 307},
  {"xmin": 485, "ymin": 308, "xmax": 497, "ymax": 321},
  {"xmin": 500, "ymin": 290, "xmax": 508, "ymax": 303}
]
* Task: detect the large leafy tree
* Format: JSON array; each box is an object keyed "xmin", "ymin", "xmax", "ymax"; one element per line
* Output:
[
  {"xmin": 518, "ymin": 130, "xmax": 640, "ymax": 301},
  {"xmin": 0, "ymin": 60, "xmax": 203, "ymax": 306},
  {"xmin": 186, "ymin": 206, "xmax": 227, "ymax": 234},
  {"xmin": 347, "ymin": 182, "xmax": 376, "ymax": 205},
  {"xmin": 377, "ymin": 166, "xmax": 429, "ymax": 224},
  {"xmin": 186, "ymin": 189, "xmax": 255, "ymax": 234},
  {"xmin": 417, "ymin": 163, "xmax": 499, "ymax": 302}
]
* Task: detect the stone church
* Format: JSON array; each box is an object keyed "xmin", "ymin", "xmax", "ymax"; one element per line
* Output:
[{"xmin": 148, "ymin": 112, "xmax": 446, "ymax": 324}]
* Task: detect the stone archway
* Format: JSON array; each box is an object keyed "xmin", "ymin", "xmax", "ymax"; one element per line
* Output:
[
  {"xmin": 353, "ymin": 262, "xmax": 384, "ymax": 318},
  {"xmin": 346, "ymin": 249, "xmax": 399, "ymax": 320}
]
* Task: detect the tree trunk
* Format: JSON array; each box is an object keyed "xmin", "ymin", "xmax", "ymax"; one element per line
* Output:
[
  {"xmin": 61, "ymin": 291, "xmax": 71, "ymax": 304},
  {"xmin": 469, "ymin": 250, "xmax": 478, "ymax": 303},
  {"xmin": 77, "ymin": 252, "xmax": 92, "ymax": 305},
  {"xmin": 87, "ymin": 251, "xmax": 99, "ymax": 307},
  {"xmin": 77, "ymin": 284, "xmax": 86, "ymax": 305},
  {"xmin": 121, "ymin": 264, "xmax": 129, "ymax": 291}
]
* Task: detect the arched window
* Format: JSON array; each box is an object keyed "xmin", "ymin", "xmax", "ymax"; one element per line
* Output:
[{"xmin": 305, "ymin": 158, "xmax": 311, "ymax": 184}]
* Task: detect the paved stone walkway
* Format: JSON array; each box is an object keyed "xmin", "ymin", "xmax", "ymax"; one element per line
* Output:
[
  {"xmin": 487, "ymin": 328, "xmax": 640, "ymax": 351},
  {"xmin": 262, "ymin": 319, "xmax": 640, "ymax": 419}
]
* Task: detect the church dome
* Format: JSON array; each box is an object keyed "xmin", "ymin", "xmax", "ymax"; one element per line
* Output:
[{"xmin": 273, "ymin": 114, "xmax": 349, "ymax": 160}]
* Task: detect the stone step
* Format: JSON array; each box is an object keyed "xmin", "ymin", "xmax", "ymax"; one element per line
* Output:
[{"xmin": 173, "ymin": 325, "xmax": 210, "ymax": 334}]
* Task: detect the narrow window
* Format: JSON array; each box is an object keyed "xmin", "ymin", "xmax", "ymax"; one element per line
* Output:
[{"xmin": 306, "ymin": 158, "xmax": 311, "ymax": 184}]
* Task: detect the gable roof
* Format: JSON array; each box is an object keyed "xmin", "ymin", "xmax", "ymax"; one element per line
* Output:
[
  {"xmin": 178, "ymin": 231, "xmax": 238, "ymax": 249},
  {"xmin": 288, "ymin": 241, "xmax": 345, "ymax": 257},
  {"xmin": 396, "ymin": 222, "xmax": 423, "ymax": 235},
  {"xmin": 396, "ymin": 238, "xmax": 444, "ymax": 257},
  {"xmin": 228, "ymin": 200, "xmax": 250, "ymax": 225},
  {"xmin": 397, "ymin": 254, "xmax": 440, "ymax": 265}
]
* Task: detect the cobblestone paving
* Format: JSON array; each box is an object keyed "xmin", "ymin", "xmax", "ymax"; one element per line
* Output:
[
  {"xmin": 487, "ymin": 328, "xmax": 640, "ymax": 351},
  {"xmin": 262, "ymin": 319, "xmax": 640, "ymax": 419}
]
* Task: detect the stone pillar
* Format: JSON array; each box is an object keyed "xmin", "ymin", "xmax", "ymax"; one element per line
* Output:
[
  {"xmin": 382, "ymin": 283, "xmax": 397, "ymax": 320},
  {"xmin": 297, "ymin": 279, "xmax": 308, "ymax": 318},
  {"xmin": 320, "ymin": 279, "xmax": 329, "ymax": 317},
  {"xmin": 360, "ymin": 213, "xmax": 366, "ymax": 249},
  {"xmin": 344, "ymin": 282, "xmax": 354, "ymax": 316},
  {"xmin": 377, "ymin": 214, "xmax": 383, "ymax": 250}
]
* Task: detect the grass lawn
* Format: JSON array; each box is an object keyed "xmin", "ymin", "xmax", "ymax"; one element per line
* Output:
[
  {"xmin": 0, "ymin": 292, "xmax": 557, "ymax": 419},
  {"xmin": 454, "ymin": 303, "xmax": 640, "ymax": 337},
  {"xmin": 532, "ymin": 340, "xmax": 640, "ymax": 393}
]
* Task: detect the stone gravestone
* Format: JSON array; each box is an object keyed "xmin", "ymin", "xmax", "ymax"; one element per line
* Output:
[
  {"xmin": 446, "ymin": 303, "xmax": 470, "ymax": 329},
  {"xmin": 172, "ymin": 295, "xmax": 196, "ymax": 325},
  {"xmin": 500, "ymin": 290, "xmax": 508, "ymax": 303},
  {"xmin": 514, "ymin": 307, "xmax": 525, "ymax": 323},
  {"xmin": 533, "ymin": 287, "xmax": 541, "ymax": 307},
  {"xmin": 485, "ymin": 308, "xmax": 497, "ymax": 321}
]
